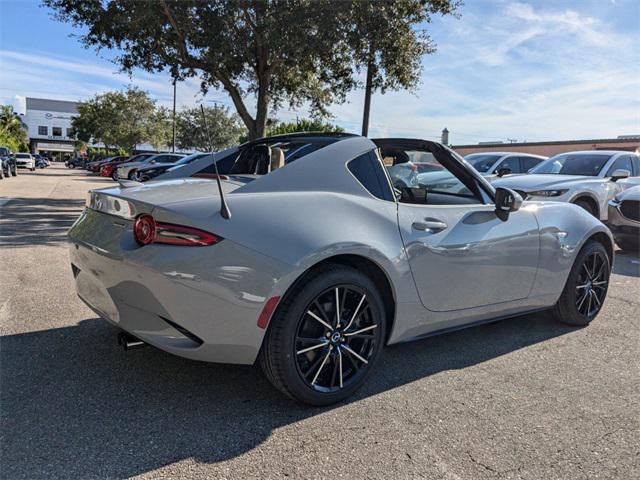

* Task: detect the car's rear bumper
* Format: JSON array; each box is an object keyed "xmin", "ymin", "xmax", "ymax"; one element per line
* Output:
[{"xmin": 68, "ymin": 209, "xmax": 291, "ymax": 364}]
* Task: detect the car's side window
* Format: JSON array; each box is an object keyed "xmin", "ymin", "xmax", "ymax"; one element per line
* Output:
[
  {"xmin": 631, "ymin": 156, "xmax": 640, "ymax": 176},
  {"xmin": 348, "ymin": 152, "xmax": 394, "ymax": 201},
  {"xmin": 521, "ymin": 156, "xmax": 543, "ymax": 172},
  {"xmin": 606, "ymin": 156, "xmax": 634, "ymax": 177},
  {"xmin": 496, "ymin": 156, "xmax": 520, "ymax": 173},
  {"xmin": 379, "ymin": 145, "xmax": 484, "ymax": 206}
]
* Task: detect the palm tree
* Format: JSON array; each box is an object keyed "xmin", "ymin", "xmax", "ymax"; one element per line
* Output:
[{"xmin": 0, "ymin": 105, "xmax": 29, "ymax": 151}]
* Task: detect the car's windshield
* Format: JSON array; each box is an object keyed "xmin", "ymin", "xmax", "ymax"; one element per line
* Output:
[
  {"xmin": 530, "ymin": 154, "xmax": 612, "ymax": 176},
  {"xmin": 15, "ymin": 153, "xmax": 30, "ymax": 158},
  {"xmin": 465, "ymin": 154, "xmax": 502, "ymax": 172}
]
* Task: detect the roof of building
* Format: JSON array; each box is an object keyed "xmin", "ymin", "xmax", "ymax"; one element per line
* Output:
[
  {"xmin": 26, "ymin": 97, "xmax": 78, "ymax": 114},
  {"xmin": 454, "ymin": 137, "xmax": 640, "ymax": 149}
]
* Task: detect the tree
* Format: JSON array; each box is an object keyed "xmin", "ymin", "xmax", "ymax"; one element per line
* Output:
[
  {"xmin": 176, "ymin": 105, "xmax": 245, "ymax": 151},
  {"xmin": 339, "ymin": 1, "xmax": 459, "ymax": 136},
  {"xmin": 0, "ymin": 105, "xmax": 29, "ymax": 152},
  {"xmin": 71, "ymin": 88, "xmax": 166, "ymax": 153},
  {"xmin": 268, "ymin": 118, "xmax": 344, "ymax": 136},
  {"xmin": 44, "ymin": 0, "xmax": 356, "ymax": 140}
]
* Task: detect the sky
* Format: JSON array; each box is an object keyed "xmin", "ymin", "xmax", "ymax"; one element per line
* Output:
[{"xmin": 0, "ymin": 0, "xmax": 638, "ymax": 145}]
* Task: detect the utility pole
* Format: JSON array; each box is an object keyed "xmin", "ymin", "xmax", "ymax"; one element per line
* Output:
[
  {"xmin": 361, "ymin": 54, "xmax": 374, "ymax": 137},
  {"xmin": 172, "ymin": 77, "xmax": 177, "ymax": 153}
]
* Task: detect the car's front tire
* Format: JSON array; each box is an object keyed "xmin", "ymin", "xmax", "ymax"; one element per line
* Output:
[
  {"xmin": 552, "ymin": 240, "xmax": 610, "ymax": 326},
  {"xmin": 573, "ymin": 198, "xmax": 598, "ymax": 218},
  {"xmin": 260, "ymin": 264, "xmax": 387, "ymax": 406},
  {"xmin": 128, "ymin": 170, "xmax": 137, "ymax": 180},
  {"xmin": 111, "ymin": 170, "xmax": 118, "ymax": 181}
]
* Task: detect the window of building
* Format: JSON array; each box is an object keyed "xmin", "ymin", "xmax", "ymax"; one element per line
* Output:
[
  {"xmin": 66, "ymin": 128, "xmax": 74, "ymax": 138},
  {"xmin": 38, "ymin": 126, "xmax": 48, "ymax": 136},
  {"xmin": 52, "ymin": 127, "xmax": 62, "ymax": 137}
]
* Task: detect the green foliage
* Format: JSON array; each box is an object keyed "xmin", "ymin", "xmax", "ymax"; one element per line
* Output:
[
  {"xmin": 176, "ymin": 105, "xmax": 245, "ymax": 151},
  {"xmin": 341, "ymin": 1, "xmax": 459, "ymax": 94},
  {"xmin": 0, "ymin": 105, "xmax": 29, "ymax": 152},
  {"xmin": 44, "ymin": 1, "xmax": 459, "ymax": 140},
  {"xmin": 43, "ymin": 0, "xmax": 357, "ymax": 139},
  {"xmin": 72, "ymin": 88, "xmax": 168, "ymax": 153},
  {"xmin": 268, "ymin": 118, "xmax": 344, "ymax": 136}
]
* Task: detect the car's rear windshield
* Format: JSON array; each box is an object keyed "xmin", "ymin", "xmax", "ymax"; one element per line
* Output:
[
  {"xmin": 530, "ymin": 154, "xmax": 612, "ymax": 176},
  {"xmin": 465, "ymin": 154, "xmax": 502, "ymax": 172}
]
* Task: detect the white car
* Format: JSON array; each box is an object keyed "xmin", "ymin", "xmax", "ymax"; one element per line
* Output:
[
  {"xmin": 14, "ymin": 153, "xmax": 35, "ymax": 171},
  {"xmin": 465, "ymin": 152, "xmax": 547, "ymax": 177},
  {"xmin": 116, "ymin": 153, "xmax": 184, "ymax": 181},
  {"xmin": 493, "ymin": 150, "xmax": 640, "ymax": 220}
]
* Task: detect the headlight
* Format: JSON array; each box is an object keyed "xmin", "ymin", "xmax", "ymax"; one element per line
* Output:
[{"xmin": 527, "ymin": 189, "xmax": 568, "ymax": 197}]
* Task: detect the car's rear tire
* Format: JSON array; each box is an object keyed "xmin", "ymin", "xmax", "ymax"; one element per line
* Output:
[
  {"xmin": 128, "ymin": 170, "xmax": 137, "ymax": 180},
  {"xmin": 552, "ymin": 240, "xmax": 610, "ymax": 326},
  {"xmin": 111, "ymin": 170, "xmax": 118, "ymax": 181},
  {"xmin": 259, "ymin": 264, "xmax": 387, "ymax": 406},
  {"xmin": 573, "ymin": 198, "xmax": 598, "ymax": 218}
]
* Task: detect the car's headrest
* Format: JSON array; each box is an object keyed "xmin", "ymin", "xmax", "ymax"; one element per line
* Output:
[{"xmin": 270, "ymin": 147, "xmax": 285, "ymax": 171}]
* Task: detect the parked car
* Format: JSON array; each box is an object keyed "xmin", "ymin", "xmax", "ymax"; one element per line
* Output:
[
  {"xmin": 608, "ymin": 185, "xmax": 640, "ymax": 252},
  {"xmin": 492, "ymin": 150, "xmax": 640, "ymax": 220},
  {"xmin": 66, "ymin": 157, "xmax": 87, "ymax": 169},
  {"xmin": 465, "ymin": 152, "xmax": 547, "ymax": 176},
  {"xmin": 136, "ymin": 152, "xmax": 211, "ymax": 181},
  {"xmin": 86, "ymin": 156, "xmax": 118, "ymax": 173},
  {"xmin": 34, "ymin": 155, "xmax": 49, "ymax": 168},
  {"xmin": 15, "ymin": 153, "xmax": 36, "ymax": 171},
  {"xmin": 101, "ymin": 153, "xmax": 154, "ymax": 180},
  {"xmin": 116, "ymin": 153, "xmax": 185, "ymax": 181},
  {"xmin": 0, "ymin": 146, "xmax": 17, "ymax": 178},
  {"xmin": 70, "ymin": 134, "xmax": 614, "ymax": 405}
]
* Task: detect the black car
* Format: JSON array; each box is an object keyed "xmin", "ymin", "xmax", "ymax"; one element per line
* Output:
[
  {"xmin": 136, "ymin": 152, "xmax": 211, "ymax": 181},
  {"xmin": 0, "ymin": 146, "xmax": 17, "ymax": 179}
]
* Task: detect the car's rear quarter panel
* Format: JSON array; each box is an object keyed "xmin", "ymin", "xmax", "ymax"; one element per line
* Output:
[{"xmin": 69, "ymin": 208, "xmax": 292, "ymax": 364}]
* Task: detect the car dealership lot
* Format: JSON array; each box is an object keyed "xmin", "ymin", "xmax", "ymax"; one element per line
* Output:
[{"xmin": 1, "ymin": 165, "xmax": 639, "ymax": 479}]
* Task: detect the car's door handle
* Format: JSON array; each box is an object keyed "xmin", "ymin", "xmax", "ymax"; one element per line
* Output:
[{"xmin": 412, "ymin": 219, "xmax": 448, "ymax": 233}]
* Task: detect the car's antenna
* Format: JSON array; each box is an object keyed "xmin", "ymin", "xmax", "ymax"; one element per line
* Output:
[{"xmin": 200, "ymin": 104, "xmax": 231, "ymax": 219}]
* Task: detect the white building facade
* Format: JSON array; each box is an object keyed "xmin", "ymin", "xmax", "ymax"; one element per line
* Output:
[{"xmin": 15, "ymin": 96, "xmax": 78, "ymax": 159}]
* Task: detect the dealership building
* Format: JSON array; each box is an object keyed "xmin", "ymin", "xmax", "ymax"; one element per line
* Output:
[
  {"xmin": 453, "ymin": 136, "xmax": 640, "ymax": 157},
  {"xmin": 14, "ymin": 96, "xmax": 79, "ymax": 160}
]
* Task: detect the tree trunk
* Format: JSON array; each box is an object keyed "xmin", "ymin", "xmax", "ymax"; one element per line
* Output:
[{"xmin": 361, "ymin": 51, "xmax": 374, "ymax": 137}]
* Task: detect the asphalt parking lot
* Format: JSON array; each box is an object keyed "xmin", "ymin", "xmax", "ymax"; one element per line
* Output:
[{"xmin": 1, "ymin": 164, "xmax": 639, "ymax": 479}]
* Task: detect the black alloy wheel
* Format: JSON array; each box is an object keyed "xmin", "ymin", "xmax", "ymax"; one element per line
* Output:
[
  {"xmin": 260, "ymin": 264, "xmax": 386, "ymax": 405},
  {"xmin": 294, "ymin": 285, "xmax": 379, "ymax": 393},
  {"xmin": 553, "ymin": 240, "xmax": 610, "ymax": 326},
  {"xmin": 574, "ymin": 250, "xmax": 609, "ymax": 318}
]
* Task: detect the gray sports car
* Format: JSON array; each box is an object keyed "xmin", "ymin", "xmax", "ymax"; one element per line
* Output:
[{"xmin": 69, "ymin": 134, "xmax": 614, "ymax": 405}]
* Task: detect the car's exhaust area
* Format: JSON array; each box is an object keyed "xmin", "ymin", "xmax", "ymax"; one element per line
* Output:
[{"xmin": 117, "ymin": 331, "xmax": 146, "ymax": 351}]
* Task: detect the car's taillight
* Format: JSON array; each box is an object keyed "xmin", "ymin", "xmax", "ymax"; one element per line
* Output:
[
  {"xmin": 133, "ymin": 214, "xmax": 156, "ymax": 245},
  {"xmin": 133, "ymin": 214, "xmax": 222, "ymax": 246}
]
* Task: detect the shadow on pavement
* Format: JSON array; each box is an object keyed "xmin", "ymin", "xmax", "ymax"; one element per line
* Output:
[
  {"xmin": 0, "ymin": 311, "xmax": 574, "ymax": 479},
  {"xmin": 0, "ymin": 198, "xmax": 84, "ymax": 248},
  {"xmin": 612, "ymin": 249, "xmax": 640, "ymax": 278}
]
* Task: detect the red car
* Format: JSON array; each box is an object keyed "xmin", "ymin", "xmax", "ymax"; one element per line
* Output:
[{"xmin": 100, "ymin": 154, "xmax": 154, "ymax": 180}]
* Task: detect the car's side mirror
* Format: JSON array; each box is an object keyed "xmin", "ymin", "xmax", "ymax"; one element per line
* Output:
[
  {"xmin": 609, "ymin": 169, "xmax": 630, "ymax": 182},
  {"xmin": 496, "ymin": 167, "xmax": 512, "ymax": 177},
  {"xmin": 494, "ymin": 187, "xmax": 522, "ymax": 221}
]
